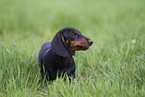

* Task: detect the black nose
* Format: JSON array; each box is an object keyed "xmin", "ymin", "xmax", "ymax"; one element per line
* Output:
[{"xmin": 88, "ymin": 40, "xmax": 93, "ymax": 46}]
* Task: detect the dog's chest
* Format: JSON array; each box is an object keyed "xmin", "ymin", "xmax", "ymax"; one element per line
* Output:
[{"xmin": 55, "ymin": 57, "xmax": 74, "ymax": 69}]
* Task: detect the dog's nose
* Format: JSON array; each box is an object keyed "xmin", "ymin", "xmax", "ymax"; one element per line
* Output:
[{"xmin": 88, "ymin": 40, "xmax": 93, "ymax": 46}]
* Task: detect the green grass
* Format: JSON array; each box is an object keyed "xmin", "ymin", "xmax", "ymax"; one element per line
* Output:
[{"xmin": 0, "ymin": 0, "xmax": 145, "ymax": 96}]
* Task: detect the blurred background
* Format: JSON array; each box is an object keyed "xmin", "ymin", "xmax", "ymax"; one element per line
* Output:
[{"xmin": 0, "ymin": 0, "xmax": 144, "ymax": 47}]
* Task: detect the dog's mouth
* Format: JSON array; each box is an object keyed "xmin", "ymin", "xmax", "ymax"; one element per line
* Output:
[
  {"xmin": 70, "ymin": 39, "xmax": 93, "ymax": 51},
  {"xmin": 76, "ymin": 45, "xmax": 89, "ymax": 50}
]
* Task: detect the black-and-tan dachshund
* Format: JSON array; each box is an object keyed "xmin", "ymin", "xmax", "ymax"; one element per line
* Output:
[{"xmin": 38, "ymin": 27, "xmax": 93, "ymax": 81}]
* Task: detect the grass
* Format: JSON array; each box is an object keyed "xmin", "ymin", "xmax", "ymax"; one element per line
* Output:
[{"xmin": 0, "ymin": 0, "xmax": 145, "ymax": 96}]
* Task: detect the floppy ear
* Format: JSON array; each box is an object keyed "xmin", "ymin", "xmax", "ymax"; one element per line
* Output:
[{"xmin": 51, "ymin": 31, "xmax": 69, "ymax": 57}]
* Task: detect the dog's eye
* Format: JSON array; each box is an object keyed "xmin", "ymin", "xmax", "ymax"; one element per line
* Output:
[{"xmin": 72, "ymin": 32, "xmax": 77, "ymax": 37}]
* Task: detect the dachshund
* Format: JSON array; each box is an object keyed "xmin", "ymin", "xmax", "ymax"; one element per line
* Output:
[{"xmin": 38, "ymin": 27, "xmax": 93, "ymax": 81}]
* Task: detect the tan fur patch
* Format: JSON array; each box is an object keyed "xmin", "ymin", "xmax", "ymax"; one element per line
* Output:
[{"xmin": 70, "ymin": 38, "xmax": 89, "ymax": 47}]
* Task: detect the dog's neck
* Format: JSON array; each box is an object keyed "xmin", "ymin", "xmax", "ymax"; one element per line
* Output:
[
  {"xmin": 65, "ymin": 49, "xmax": 75, "ymax": 64},
  {"xmin": 69, "ymin": 49, "xmax": 75, "ymax": 55}
]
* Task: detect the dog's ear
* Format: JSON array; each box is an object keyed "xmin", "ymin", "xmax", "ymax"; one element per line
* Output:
[{"xmin": 51, "ymin": 30, "xmax": 69, "ymax": 57}]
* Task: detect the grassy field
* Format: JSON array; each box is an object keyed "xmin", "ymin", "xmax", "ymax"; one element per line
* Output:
[{"xmin": 0, "ymin": 0, "xmax": 145, "ymax": 96}]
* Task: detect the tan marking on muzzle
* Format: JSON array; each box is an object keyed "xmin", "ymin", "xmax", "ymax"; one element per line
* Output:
[{"xmin": 70, "ymin": 38, "xmax": 89, "ymax": 47}]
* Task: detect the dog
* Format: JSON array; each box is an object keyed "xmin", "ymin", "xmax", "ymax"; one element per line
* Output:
[{"xmin": 38, "ymin": 27, "xmax": 93, "ymax": 81}]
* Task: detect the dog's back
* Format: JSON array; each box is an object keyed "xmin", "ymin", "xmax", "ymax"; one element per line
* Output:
[{"xmin": 38, "ymin": 40, "xmax": 52, "ymax": 66}]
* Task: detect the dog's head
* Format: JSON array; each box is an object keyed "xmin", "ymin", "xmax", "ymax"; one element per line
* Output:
[{"xmin": 51, "ymin": 27, "xmax": 93, "ymax": 57}]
